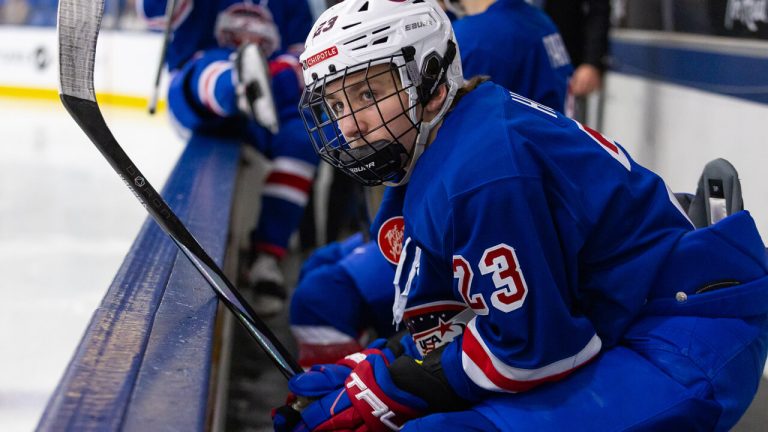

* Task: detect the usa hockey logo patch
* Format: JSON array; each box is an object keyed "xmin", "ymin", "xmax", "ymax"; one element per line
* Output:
[
  {"xmin": 404, "ymin": 301, "xmax": 474, "ymax": 357},
  {"xmin": 377, "ymin": 216, "xmax": 404, "ymax": 264}
]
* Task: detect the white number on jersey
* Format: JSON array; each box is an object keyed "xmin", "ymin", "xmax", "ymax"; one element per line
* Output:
[
  {"xmin": 453, "ymin": 255, "xmax": 489, "ymax": 315},
  {"xmin": 454, "ymin": 243, "xmax": 529, "ymax": 313}
]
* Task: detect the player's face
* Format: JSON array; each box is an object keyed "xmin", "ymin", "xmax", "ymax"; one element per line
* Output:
[{"xmin": 323, "ymin": 64, "xmax": 418, "ymax": 151}]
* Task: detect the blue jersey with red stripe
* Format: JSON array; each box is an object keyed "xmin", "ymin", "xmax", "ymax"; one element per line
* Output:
[
  {"xmin": 453, "ymin": 0, "xmax": 572, "ymax": 111},
  {"xmin": 288, "ymin": 0, "xmax": 574, "ymax": 360},
  {"xmin": 139, "ymin": 0, "xmax": 312, "ymax": 70},
  {"xmin": 384, "ymin": 81, "xmax": 697, "ymax": 400}
]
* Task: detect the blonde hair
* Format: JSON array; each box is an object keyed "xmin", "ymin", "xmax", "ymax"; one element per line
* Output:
[{"xmin": 449, "ymin": 75, "xmax": 490, "ymax": 111}]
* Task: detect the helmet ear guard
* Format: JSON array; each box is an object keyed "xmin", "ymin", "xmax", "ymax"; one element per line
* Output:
[{"xmin": 402, "ymin": 40, "xmax": 458, "ymax": 107}]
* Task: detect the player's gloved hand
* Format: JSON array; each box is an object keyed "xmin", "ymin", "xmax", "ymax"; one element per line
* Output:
[
  {"xmin": 232, "ymin": 43, "xmax": 279, "ymax": 134},
  {"xmin": 289, "ymin": 338, "xmax": 400, "ymax": 400},
  {"xmin": 274, "ymin": 355, "xmax": 428, "ymax": 432}
]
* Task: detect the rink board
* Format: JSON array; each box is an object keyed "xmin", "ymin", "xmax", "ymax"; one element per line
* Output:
[
  {"xmin": 0, "ymin": 27, "xmax": 165, "ymax": 108},
  {"xmin": 36, "ymin": 134, "xmax": 241, "ymax": 431},
  {"xmin": 603, "ymin": 30, "xmax": 768, "ymax": 243}
]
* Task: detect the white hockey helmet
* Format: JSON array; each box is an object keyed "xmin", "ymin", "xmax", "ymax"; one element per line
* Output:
[
  {"xmin": 298, "ymin": 0, "xmax": 463, "ymax": 186},
  {"xmin": 215, "ymin": 3, "xmax": 281, "ymax": 58}
]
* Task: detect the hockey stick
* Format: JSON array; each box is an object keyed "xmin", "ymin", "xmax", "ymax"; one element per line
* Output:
[
  {"xmin": 57, "ymin": 0, "xmax": 302, "ymax": 379},
  {"xmin": 147, "ymin": 0, "xmax": 177, "ymax": 115}
]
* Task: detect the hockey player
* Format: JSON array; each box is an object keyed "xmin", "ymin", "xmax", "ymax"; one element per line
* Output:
[
  {"xmin": 274, "ymin": 0, "xmax": 768, "ymax": 430},
  {"xmin": 447, "ymin": 0, "xmax": 572, "ymax": 111},
  {"xmin": 138, "ymin": 0, "xmax": 317, "ymax": 315},
  {"xmin": 290, "ymin": 0, "xmax": 574, "ymax": 367}
]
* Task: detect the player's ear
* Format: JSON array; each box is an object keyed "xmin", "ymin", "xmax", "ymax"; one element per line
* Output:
[{"xmin": 425, "ymin": 84, "xmax": 448, "ymax": 117}]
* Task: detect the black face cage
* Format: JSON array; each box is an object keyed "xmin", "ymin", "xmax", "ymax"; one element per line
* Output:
[{"xmin": 299, "ymin": 55, "xmax": 422, "ymax": 186}]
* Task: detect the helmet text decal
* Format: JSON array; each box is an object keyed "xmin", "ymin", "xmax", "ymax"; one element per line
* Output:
[{"xmin": 305, "ymin": 46, "xmax": 339, "ymax": 68}]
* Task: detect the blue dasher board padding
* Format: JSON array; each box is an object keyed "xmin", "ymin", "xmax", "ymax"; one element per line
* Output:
[{"xmin": 37, "ymin": 134, "xmax": 241, "ymax": 431}]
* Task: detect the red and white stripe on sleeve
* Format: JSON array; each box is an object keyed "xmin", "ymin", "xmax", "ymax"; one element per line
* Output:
[
  {"xmin": 197, "ymin": 60, "xmax": 233, "ymax": 117},
  {"xmin": 461, "ymin": 318, "xmax": 602, "ymax": 393},
  {"xmin": 263, "ymin": 157, "xmax": 316, "ymax": 207},
  {"xmin": 269, "ymin": 54, "xmax": 305, "ymax": 89}
]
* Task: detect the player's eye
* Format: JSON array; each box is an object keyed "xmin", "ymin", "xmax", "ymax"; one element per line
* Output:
[
  {"xmin": 361, "ymin": 89, "xmax": 375, "ymax": 102},
  {"xmin": 329, "ymin": 100, "xmax": 345, "ymax": 117}
]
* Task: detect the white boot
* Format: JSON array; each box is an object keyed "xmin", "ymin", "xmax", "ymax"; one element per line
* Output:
[
  {"xmin": 247, "ymin": 253, "xmax": 286, "ymax": 317},
  {"xmin": 233, "ymin": 43, "xmax": 279, "ymax": 134}
]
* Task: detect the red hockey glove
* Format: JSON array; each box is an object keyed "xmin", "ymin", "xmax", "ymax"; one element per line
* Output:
[
  {"xmin": 274, "ymin": 336, "xmax": 459, "ymax": 431},
  {"xmin": 341, "ymin": 355, "xmax": 427, "ymax": 431},
  {"xmin": 288, "ymin": 343, "xmax": 397, "ymax": 399},
  {"xmin": 274, "ymin": 355, "xmax": 427, "ymax": 431}
]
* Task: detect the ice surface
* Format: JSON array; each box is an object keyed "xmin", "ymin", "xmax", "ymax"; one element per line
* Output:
[{"xmin": 0, "ymin": 98, "xmax": 184, "ymax": 431}]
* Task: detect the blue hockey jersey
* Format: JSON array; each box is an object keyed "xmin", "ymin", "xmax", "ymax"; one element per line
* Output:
[
  {"xmin": 453, "ymin": 0, "xmax": 572, "ymax": 111},
  {"xmin": 139, "ymin": 0, "xmax": 313, "ymax": 70},
  {"xmin": 383, "ymin": 81, "xmax": 699, "ymax": 399},
  {"xmin": 289, "ymin": 0, "xmax": 576, "ymax": 356}
]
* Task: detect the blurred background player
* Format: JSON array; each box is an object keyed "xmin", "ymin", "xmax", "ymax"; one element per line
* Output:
[
  {"xmin": 138, "ymin": 0, "xmax": 316, "ymax": 316},
  {"xmin": 289, "ymin": 0, "xmax": 574, "ymax": 367},
  {"xmin": 446, "ymin": 0, "xmax": 572, "ymax": 111},
  {"xmin": 529, "ymin": 0, "xmax": 611, "ymax": 123}
]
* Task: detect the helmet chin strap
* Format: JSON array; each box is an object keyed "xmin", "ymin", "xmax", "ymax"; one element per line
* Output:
[
  {"xmin": 383, "ymin": 123, "xmax": 428, "ymax": 187},
  {"xmin": 384, "ymin": 95, "xmax": 455, "ymax": 186},
  {"xmin": 385, "ymin": 43, "xmax": 460, "ymax": 187}
]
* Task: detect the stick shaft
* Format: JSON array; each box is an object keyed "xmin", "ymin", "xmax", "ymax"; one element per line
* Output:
[
  {"xmin": 58, "ymin": 0, "xmax": 302, "ymax": 378},
  {"xmin": 62, "ymin": 95, "xmax": 303, "ymax": 377},
  {"xmin": 148, "ymin": 0, "xmax": 178, "ymax": 114}
]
